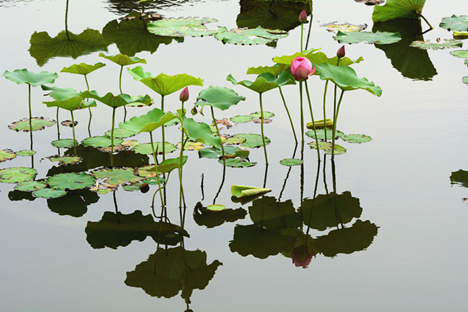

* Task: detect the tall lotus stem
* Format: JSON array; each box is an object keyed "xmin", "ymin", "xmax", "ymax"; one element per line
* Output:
[
  {"xmin": 322, "ymin": 81, "xmax": 329, "ymax": 141},
  {"xmin": 305, "ymin": 83, "xmax": 320, "ymax": 161},
  {"xmin": 259, "ymin": 93, "xmax": 269, "ymax": 165},
  {"xmin": 279, "ymin": 87, "xmax": 297, "ymax": 144},
  {"xmin": 83, "ymin": 74, "xmax": 92, "ymax": 136},
  {"xmin": 150, "ymin": 132, "xmax": 165, "ymax": 208},
  {"xmin": 70, "ymin": 111, "xmax": 77, "ymax": 155},
  {"xmin": 27, "ymin": 84, "xmax": 33, "ymax": 132},
  {"xmin": 110, "ymin": 107, "xmax": 116, "ymax": 167},
  {"xmin": 299, "ymin": 10, "xmax": 307, "ymax": 51},
  {"xmin": 210, "ymin": 106, "xmax": 226, "ymax": 167},
  {"xmin": 119, "ymin": 65, "xmax": 127, "ymax": 121},
  {"xmin": 299, "ymin": 82, "xmax": 304, "ymax": 149},
  {"xmin": 331, "ymin": 90, "xmax": 345, "ymax": 159},
  {"xmin": 161, "ymin": 95, "xmax": 166, "ymax": 161}
]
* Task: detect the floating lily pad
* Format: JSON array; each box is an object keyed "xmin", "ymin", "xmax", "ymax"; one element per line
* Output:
[
  {"xmin": 93, "ymin": 168, "xmax": 143, "ymax": 186},
  {"xmin": 15, "ymin": 180, "xmax": 46, "ymax": 192},
  {"xmin": 233, "ymin": 133, "xmax": 271, "ymax": 148},
  {"xmin": 342, "ymin": 134, "xmax": 372, "ymax": 143},
  {"xmin": 280, "ymin": 158, "xmax": 303, "ymax": 166},
  {"xmin": 0, "ymin": 149, "xmax": 16, "ymax": 162},
  {"xmin": 0, "ymin": 167, "xmax": 36, "ymax": 183},
  {"xmin": 230, "ymin": 115, "xmax": 253, "ymax": 123},
  {"xmin": 219, "ymin": 158, "xmax": 257, "ymax": 168},
  {"xmin": 47, "ymin": 155, "xmax": 82, "ymax": 166},
  {"xmin": 410, "ymin": 39, "xmax": 463, "ymax": 50},
  {"xmin": 148, "ymin": 17, "xmax": 220, "ymax": 37},
  {"xmin": 48, "ymin": 172, "xmax": 95, "ymax": 190},
  {"xmin": 250, "ymin": 111, "xmax": 275, "ymax": 119},
  {"xmin": 215, "ymin": 26, "xmax": 288, "ymax": 45},
  {"xmin": 207, "ymin": 204, "xmax": 226, "ymax": 211},
  {"xmin": 322, "ymin": 22, "xmax": 367, "ymax": 33},
  {"xmin": 463, "ymin": 76, "xmax": 468, "ymax": 84},
  {"xmin": 333, "ymin": 30, "xmax": 401, "ymax": 44},
  {"xmin": 51, "ymin": 138, "xmax": 79, "ymax": 148},
  {"xmin": 225, "ymin": 136, "xmax": 246, "ymax": 145},
  {"xmin": 309, "ymin": 142, "xmax": 332, "ymax": 150},
  {"xmin": 83, "ymin": 136, "xmax": 123, "ymax": 148},
  {"xmin": 440, "ymin": 15, "xmax": 468, "ymax": 32},
  {"xmin": 105, "ymin": 128, "xmax": 138, "ymax": 138},
  {"xmin": 33, "ymin": 188, "xmax": 67, "ymax": 199},
  {"xmin": 121, "ymin": 140, "xmax": 140, "ymax": 148},
  {"xmin": 450, "ymin": 50, "xmax": 468, "ymax": 58},
  {"xmin": 253, "ymin": 118, "xmax": 272, "ymax": 124},
  {"xmin": 199, "ymin": 146, "xmax": 243, "ymax": 159},
  {"xmin": 324, "ymin": 144, "xmax": 347, "ymax": 155},
  {"xmin": 178, "ymin": 141, "xmax": 205, "ymax": 150},
  {"xmin": 306, "ymin": 129, "xmax": 344, "ymax": 140},
  {"xmin": 134, "ymin": 142, "xmax": 177, "ymax": 155},
  {"xmin": 9, "ymin": 117, "xmax": 56, "ymax": 132},
  {"xmin": 61, "ymin": 120, "xmax": 78, "ymax": 127}
]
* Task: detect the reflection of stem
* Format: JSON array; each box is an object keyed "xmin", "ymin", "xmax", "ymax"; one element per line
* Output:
[
  {"xmin": 259, "ymin": 93, "xmax": 269, "ymax": 165},
  {"xmin": 28, "ymin": 84, "xmax": 33, "ymax": 131},
  {"xmin": 71, "ymin": 111, "xmax": 77, "ymax": 155},
  {"xmin": 331, "ymin": 90, "xmax": 344, "ymax": 160},
  {"xmin": 305, "ymin": 159, "xmax": 321, "ymax": 237},
  {"xmin": 161, "ymin": 95, "xmax": 166, "ymax": 161},
  {"xmin": 305, "ymin": 82, "xmax": 320, "ymax": 161},
  {"xmin": 210, "ymin": 106, "xmax": 226, "ymax": 167},
  {"xmin": 113, "ymin": 190, "xmax": 120, "ymax": 223},
  {"xmin": 84, "ymin": 75, "xmax": 92, "ymax": 136},
  {"xmin": 263, "ymin": 164, "xmax": 269, "ymax": 188},
  {"xmin": 278, "ymin": 144, "xmax": 298, "ymax": 201},
  {"xmin": 213, "ymin": 163, "xmax": 226, "ymax": 205},
  {"xmin": 179, "ymin": 101, "xmax": 186, "ymax": 208},
  {"xmin": 323, "ymin": 154, "xmax": 329, "ymax": 195},
  {"xmin": 279, "ymin": 87, "xmax": 297, "ymax": 143},
  {"xmin": 56, "ymin": 107, "xmax": 60, "ymax": 137},
  {"xmin": 200, "ymin": 173, "xmax": 205, "ymax": 201}
]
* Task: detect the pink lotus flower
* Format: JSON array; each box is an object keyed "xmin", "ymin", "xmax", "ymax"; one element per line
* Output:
[
  {"xmin": 179, "ymin": 87, "xmax": 189, "ymax": 102},
  {"xmin": 337, "ymin": 45, "xmax": 345, "ymax": 59},
  {"xmin": 291, "ymin": 57, "xmax": 316, "ymax": 81},
  {"xmin": 291, "ymin": 245, "xmax": 316, "ymax": 268},
  {"xmin": 299, "ymin": 10, "xmax": 307, "ymax": 23}
]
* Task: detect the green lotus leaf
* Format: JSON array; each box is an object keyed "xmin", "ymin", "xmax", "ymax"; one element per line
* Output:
[
  {"xmin": 232, "ymin": 133, "xmax": 270, "ymax": 148},
  {"xmin": 80, "ymin": 90, "xmax": 152, "ymax": 108},
  {"xmin": 272, "ymin": 49, "xmax": 363, "ymax": 67},
  {"xmin": 333, "ymin": 30, "xmax": 402, "ymax": 44},
  {"xmin": 227, "ymin": 71, "xmax": 295, "ymax": 94},
  {"xmin": 322, "ymin": 22, "xmax": 368, "ymax": 33},
  {"xmin": 29, "ymin": 29, "xmax": 108, "ymax": 67},
  {"xmin": 314, "ymin": 63, "xmax": 382, "ymax": 96},
  {"xmin": 410, "ymin": 39, "xmax": 463, "ymax": 50},
  {"xmin": 324, "ymin": 144, "xmax": 347, "ymax": 155},
  {"xmin": 61, "ymin": 62, "xmax": 106, "ymax": 75},
  {"xmin": 3, "ymin": 69, "xmax": 58, "ymax": 87},
  {"xmin": 195, "ymin": 86, "xmax": 246, "ymax": 111},
  {"xmin": 15, "ymin": 180, "xmax": 46, "ymax": 192},
  {"xmin": 250, "ymin": 111, "xmax": 275, "ymax": 119},
  {"xmin": 463, "ymin": 76, "xmax": 468, "ymax": 84},
  {"xmin": 440, "ymin": 15, "xmax": 468, "ymax": 32},
  {"xmin": 306, "ymin": 128, "xmax": 344, "ymax": 140},
  {"xmin": 134, "ymin": 142, "xmax": 176, "ymax": 155},
  {"xmin": 454, "ymin": 31, "xmax": 468, "ymax": 39},
  {"xmin": 44, "ymin": 96, "xmax": 86, "ymax": 111},
  {"xmin": 47, "ymin": 155, "xmax": 82, "ymax": 166},
  {"xmin": 372, "ymin": 0, "xmax": 427, "ymax": 23},
  {"xmin": 342, "ymin": 134, "xmax": 372, "ymax": 143},
  {"xmin": 181, "ymin": 116, "xmax": 222, "ymax": 148},
  {"xmin": 33, "ymin": 188, "xmax": 67, "ymax": 199},
  {"xmin": 199, "ymin": 146, "xmax": 243, "ymax": 159},
  {"xmin": 8, "ymin": 117, "xmax": 56, "ymax": 132},
  {"xmin": 105, "ymin": 128, "xmax": 138, "ymax": 138},
  {"xmin": 207, "ymin": 204, "xmax": 226, "ymax": 211},
  {"xmin": 177, "ymin": 140, "xmax": 204, "ymax": 150},
  {"xmin": 231, "ymin": 185, "xmax": 271, "ymax": 198},
  {"xmin": 146, "ymin": 156, "xmax": 188, "ymax": 174},
  {"xmin": 99, "ymin": 53, "xmax": 147, "ymax": 66},
  {"xmin": 219, "ymin": 158, "xmax": 257, "ymax": 168},
  {"xmin": 0, "ymin": 149, "xmax": 16, "ymax": 162},
  {"xmin": 147, "ymin": 17, "xmax": 220, "ymax": 37},
  {"xmin": 51, "ymin": 138, "xmax": 78, "ymax": 148},
  {"xmin": 83, "ymin": 136, "xmax": 123, "ymax": 148},
  {"xmin": 119, "ymin": 108, "xmax": 177, "ymax": 133},
  {"xmin": 230, "ymin": 115, "xmax": 253, "ymax": 123},
  {"xmin": 41, "ymin": 85, "xmax": 80, "ymax": 100},
  {"xmin": 451, "ymin": 50, "xmax": 468, "ymax": 58},
  {"xmin": 0, "ymin": 167, "xmax": 37, "ymax": 183},
  {"xmin": 215, "ymin": 26, "xmax": 288, "ymax": 45},
  {"xmin": 122, "ymin": 140, "xmax": 140, "ymax": 148},
  {"xmin": 16, "ymin": 150, "xmax": 36, "ymax": 157},
  {"xmin": 246, "ymin": 64, "xmax": 289, "ymax": 76},
  {"xmin": 280, "ymin": 158, "xmax": 303, "ymax": 166},
  {"xmin": 48, "ymin": 172, "xmax": 95, "ymax": 190},
  {"xmin": 93, "ymin": 168, "xmax": 143, "ymax": 186},
  {"xmin": 194, "ymin": 202, "xmax": 247, "ymax": 228},
  {"xmin": 127, "ymin": 65, "xmax": 153, "ymax": 80}
]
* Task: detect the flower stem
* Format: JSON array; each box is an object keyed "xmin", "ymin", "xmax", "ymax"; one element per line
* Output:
[
  {"xmin": 150, "ymin": 132, "xmax": 165, "ymax": 208},
  {"xmin": 210, "ymin": 106, "xmax": 226, "ymax": 167},
  {"xmin": 110, "ymin": 107, "xmax": 116, "ymax": 167},
  {"xmin": 305, "ymin": 82, "xmax": 320, "ymax": 161},
  {"xmin": 299, "ymin": 82, "xmax": 304, "ymax": 149},
  {"xmin": 71, "ymin": 111, "xmax": 76, "ymax": 155},
  {"xmin": 161, "ymin": 95, "xmax": 166, "ymax": 161},
  {"xmin": 322, "ymin": 80, "xmax": 329, "ymax": 141},
  {"xmin": 279, "ymin": 87, "xmax": 297, "ymax": 143},
  {"xmin": 259, "ymin": 93, "xmax": 269, "ymax": 165}
]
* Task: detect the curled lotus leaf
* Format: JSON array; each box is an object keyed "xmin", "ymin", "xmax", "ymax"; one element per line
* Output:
[
  {"xmin": 227, "ymin": 71, "xmax": 295, "ymax": 94},
  {"xmin": 181, "ymin": 116, "xmax": 221, "ymax": 148},
  {"xmin": 410, "ymin": 39, "xmax": 463, "ymax": 50},
  {"xmin": 195, "ymin": 86, "xmax": 246, "ymax": 111},
  {"xmin": 0, "ymin": 149, "xmax": 16, "ymax": 162},
  {"xmin": 246, "ymin": 64, "xmax": 289, "ymax": 76},
  {"xmin": 0, "ymin": 167, "xmax": 37, "ymax": 183},
  {"xmin": 93, "ymin": 168, "xmax": 143, "ymax": 186},
  {"xmin": 372, "ymin": 0, "xmax": 427, "ymax": 23},
  {"xmin": 9, "ymin": 117, "xmax": 56, "ymax": 132},
  {"xmin": 48, "ymin": 172, "xmax": 95, "ymax": 190},
  {"xmin": 314, "ymin": 63, "xmax": 382, "ymax": 96},
  {"xmin": 3, "ymin": 69, "xmax": 58, "ymax": 86},
  {"xmin": 147, "ymin": 17, "xmax": 220, "ymax": 37},
  {"xmin": 440, "ymin": 15, "xmax": 468, "ymax": 32},
  {"xmin": 16, "ymin": 150, "xmax": 36, "ymax": 157},
  {"xmin": 215, "ymin": 26, "xmax": 288, "ymax": 45},
  {"xmin": 119, "ymin": 108, "xmax": 177, "ymax": 133},
  {"xmin": 333, "ymin": 30, "xmax": 401, "ymax": 44},
  {"xmin": 146, "ymin": 156, "xmax": 188, "ymax": 174},
  {"xmin": 61, "ymin": 62, "xmax": 106, "ymax": 75},
  {"xmin": 207, "ymin": 204, "xmax": 226, "ymax": 211},
  {"xmin": 33, "ymin": 188, "xmax": 66, "ymax": 199},
  {"xmin": 99, "ymin": 53, "xmax": 147, "ymax": 66},
  {"xmin": 42, "ymin": 85, "xmax": 80, "ymax": 101},
  {"xmin": 15, "ymin": 180, "xmax": 46, "ymax": 192}
]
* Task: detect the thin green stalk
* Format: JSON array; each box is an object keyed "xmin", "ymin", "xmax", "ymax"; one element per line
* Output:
[
  {"xmin": 70, "ymin": 111, "xmax": 77, "ymax": 155},
  {"xmin": 259, "ymin": 93, "xmax": 269, "ymax": 165},
  {"xmin": 299, "ymin": 82, "xmax": 304, "ymax": 149},
  {"xmin": 150, "ymin": 132, "xmax": 165, "ymax": 208},
  {"xmin": 161, "ymin": 95, "xmax": 166, "ymax": 161},
  {"xmin": 210, "ymin": 106, "xmax": 226, "ymax": 167},
  {"xmin": 305, "ymin": 1, "xmax": 313, "ymax": 50},
  {"xmin": 323, "ymin": 81, "xmax": 329, "ymax": 141},
  {"xmin": 56, "ymin": 107, "xmax": 60, "ymax": 137},
  {"xmin": 300, "ymin": 21, "xmax": 304, "ymax": 52},
  {"xmin": 278, "ymin": 87, "xmax": 297, "ymax": 143},
  {"xmin": 331, "ymin": 90, "xmax": 345, "ymax": 159},
  {"xmin": 305, "ymin": 82, "xmax": 320, "ymax": 161},
  {"xmin": 28, "ymin": 84, "xmax": 33, "ymax": 132},
  {"xmin": 119, "ymin": 65, "xmax": 127, "ymax": 121},
  {"xmin": 178, "ymin": 101, "xmax": 187, "ymax": 208},
  {"xmin": 65, "ymin": 0, "xmax": 70, "ymax": 40},
  {"xmin": 110, "ymin": 107, "xmax": 116, "ymax": 167}
]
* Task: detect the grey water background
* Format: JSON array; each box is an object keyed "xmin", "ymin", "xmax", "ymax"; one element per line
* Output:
[{"xmin": 0, "ymin": 0, "xmax": 467, "ymax": 311}]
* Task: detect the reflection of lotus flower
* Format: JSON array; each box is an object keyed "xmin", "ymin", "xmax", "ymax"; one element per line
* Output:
[
  {"xmin": 180, "ymin": 87, "xmax": 189, "ymax": 102},
  {"xmin": 291, "ymin": 57, "xmax": 316, "ymax": 81},
  {"xmin": 337, "ymin": 45, "xmax": 346, "ymax": 59},
  {"xmin": 299, "ymin": 10, "xmax": 307, "ymax": 23},
  {"xmin": 291, "ymin": 245, "xmax": 315, "ymax": 268}
]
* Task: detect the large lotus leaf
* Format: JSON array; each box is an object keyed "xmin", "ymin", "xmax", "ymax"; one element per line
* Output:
[
  {"xmin": 333, "ymin": 30, "xmax": 402, "ymax": 44},
  {"xmin": 33, "ymin": 188, "xmax": 67, "ymax": 199},
  {"xmin": 215, "ymin": 26, "xmax": 288, "ymax": 45},
  {"xmin": 119, "ymin": 108, "xmax": 177, "ymax": 133},
  {"xmin": 41, "ymin": 85, "xmax": 80, "ymax": 101},
  {"xmin": 195, "ymin": 86, "xmax": 246, "ymax": 111},
  {"xmin": 3, "ymin": 69, "xmax": 58, "ymax": 86},
  {"xmin": 132, "ymin": 71, "xmax": 204, "ymax": 96},
  {"xmin": 47, "ymin": 172, "xmax": 95, "ymax": 190},
  {"xmin": 314, "ymin": 63, "xmax": 382, "ymax": 96},
  {"xmin": 227, "ymin": 71, "xmax": 295, "ymax": 94},
  {"xmin": 451, "ymin": 50, "xmax": 468, "ymax": 58},
  {"xmin": 15, "ymin": 180, "xmax": 46, "ymax": 192},
  {"xmin": 127, "ymin": 65, "xmax": 153, "ymax": 81},
  {"xmin": 99, "ymin": 53, "xmax": 146, "ymax": 66},
  {"xmin": 450, "ymin": 169, "xmax": 468, "ymax": 187},
  {"xmin": 93, "ymin": 168, "xmax": 143, "ymax": 186},
  {"xmin": 440, "ymin": 15, "xmax": 468, "ymax": 32},
  {"xmin": 86, "ymin": 210, "xmax": 155, "ymax": 249},
  {"xmin": 47, "ymin": 189, "xmax": 98, "ymax": 217},
  {"xmin": 314, "ymin": 220, "xmax": 379, "ymax": 257},
  {"xmin": 194, "ymin": 202, "xmax": 247, "ymax": 228},
  {"xmin": 299, "ymin": 192, "xmax": 362, "ymax": 231},
  {"xmin": 372, "ymin": 0, "xmax": 427, "ymax": 23},
  {"xmin": 83, "ymin": 136, "xmax": 123, "ymax": 148},
  {"xmin": 233, "ymin": 133, "xmax": 270, "ymax": 148},
  {"xmin": 272, "ymin": 49, "xmax": 363, "ymax": 67},
  {"xmin": 248, "ymin": 196, "xmax": 301, "ymax": 229},
  {"xmin": 9, "ymin": 117, "xmax": 56, "ymax": 132},
  {"xmin": 81, "ymin": 90, "xmax": 152, "ymax": 108},
  {"xmin": 182, "ymin": 117, "xmax": 222, "ymax": 148},
  {"xmin": 29, "ymin": 29, "xmax": 108, "ymax": 67},
  {"xmin": 146, "ymin": 156, "xmax": 188, "ymax": 174},
  {"xmin": 134, "ymin": 142, "xmax": 176, "ymax": 155},
  {"xmin": 102, "ymin": 14, "xmax": 173, "ymax": 56},
  {"xmin": 0, "ymin": 149, "xmax": 16, "ymax": 162},
  {"xmin": 229, "ymin": 224, "xmax": 296, "ymax": 259},
  {"xmin": 148, "ymin": 17, "xmax": 220, "ymax": 37},
  {"xmin": 44, "ymin": 96, "xmax": 85, "ymax": 111},
  {"xmin": 61, "ymin": 62, "xmax": 106, "ymax": 75},
  {"xmin": 0, "ymin": 167, "xmax": 36, "ymax": 183},
  {"xmin": 410, "ymin": 39, "xmax": 463, "ymax": 50}
]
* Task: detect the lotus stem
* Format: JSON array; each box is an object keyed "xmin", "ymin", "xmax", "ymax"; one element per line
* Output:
[
  {"xmin": 178, "ymin": 101, "xmax": 187, "ymax": 208},
  {"xmin": 150, "ymin": 132, "xmax": 165, "ymax": 208},
  {"xmin": 110, "ymin": 107, "xmax": 116, "ymax": 167},
  {"xmin": 418, "ymin": 13, "xmax": 433, "ymax": 30},
  {"xmin": 65, "ymin": 0, "xmax": 70, "ymax": 40},
  {"xmin": 56, "ymin": 107, "xmax": 60, "ymax": 137},
  {"xmin": 278, "ymin": 87, "xmax": 297, "ymax": 143},
  {"xmin": 210, "ymin": 106, "xmax": 226, "ymax": 167},
  {"xmin": 28, "ymin": 84, "xmax": 33, "ymax": 132},
  {"xmin": 305, "ymin": 2, "xmax": 313, "ymax": 50},
  {"xmin": 71, "ymin": 111, "xmax": 77, "ymax": 155},
  {"xmin": 300, "ymin": 21, "xmax": 304, "ymax": 52},
  {"xmin": 259, "ymin": 93, "xmax": 269, "ymax": 165},
  {"xmin": 299, "ymin": 82, "xmax": 305, "ymax": 150},
  {"xmin": 331, "ymin": 90, "xmax": 345, "ymax": 159},
  {"xmin": 305, "ymin": 82, "xmax": 320, "ymax": 161},
  {"xmin": 161, "ymin": 95, "xmax": 166, "ymax": 161},
  {"xmin": 118, "ymin": 65, "xmax": 127, "ymax": 121},
  {"xmin": 322, "ymin": 81, "xmax": 329, "ymax": 141}
]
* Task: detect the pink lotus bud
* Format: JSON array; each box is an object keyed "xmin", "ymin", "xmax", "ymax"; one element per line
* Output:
[
  {"xmin": 291, "ymin": 57, "xmax": 315, "ymax": 81},
  {"xmin": 179, "ymin": 87, "xmax": 189, "ymax": 102},
  {"xmin": 299, "ymin": 10, "xmax": 307, "ymax": 23},
  {"xmin": 291, "ymin": 245, "xmax": 316, "ymax": 268},
  {"xmin": 337, "ymin": 45, "xmax": 345, "ymax": 58}
]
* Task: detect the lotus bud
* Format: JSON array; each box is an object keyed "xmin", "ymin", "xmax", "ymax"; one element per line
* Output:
[
  {"xmin": 179, "ymin": 87, "xmax": 189, "ymax": 102},
  {"xmin": 291, "ymin": 57, "xmax": 315, "ymax": 81},
  {"xmin": 298, "ymin": 10, "xmax": 307, "ymax": 23},
  {"xmin": 337, "ymin": 45, "xmax": 345, "ymax": 59}
]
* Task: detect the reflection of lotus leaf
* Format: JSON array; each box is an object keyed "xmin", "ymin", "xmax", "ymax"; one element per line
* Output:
[
  {"xmin": 0, "ymin": 149, "xmax": 16, "ymax": 162},
  {"xmin": 0, "ymin": 167, "xmax": 37, "ymax": 183},
  {"xmin": 216, "ymin": 26, "xmax": 288, "ymax": 45},
  {"xmin": 48, "ymin": 172, "xmax": 95, "ymax": 191},
  {"xmin": 372, "ymin": 0, "xmax": 427, "ymax": 23},
  {"xmin": 299, "ymin": 192, "xmax": 362, "ymax": 231},
  {"xmin": 92, "ymin": 168, "xmax": 142, "ymax": 186},
  {"xmin": 48, "ymin": 189, "xmax": 99, "ymax": 217},
  {"xmin": 410, "ymin": 39, "xmax": 463, "ymax": 50},
  {"xmin": 194, "ymin": 202, "xmax": 247, "ymax": 228},
  {"xmin": 450, "ymin": 169, "xmax": 468, "ymax": 187},
  {"xmin": 440, "ymin": 15, "xmax": 468, "ymax": 32},
  {"xmin": 333, "ymin": 30, "xmax": 401, "ymax": 44},
  {"xmin": 8, "ymin": 117, "xmax": 56, "ymax": 132},
  {"xmin": 315, "ymin": 220, "xmax": 379, "ymax": 257},
  {"xmin": 148, "ymin": 17, "xmax": 220, "ymax": 37},
  {"xmin": 249, "ymin": 196, "xmax": 301, "ymax": 229},
  {"xmin": 229, "ymin": 224, "xmax": 296, "ymax": 259}
]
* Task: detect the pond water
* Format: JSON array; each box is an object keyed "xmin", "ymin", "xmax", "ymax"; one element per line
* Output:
[{"xmin": 1, "ymin": 0, "xmax": 468, "ymax": 311}]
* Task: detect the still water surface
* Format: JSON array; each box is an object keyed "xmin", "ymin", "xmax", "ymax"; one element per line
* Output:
[{"xmin": 1, "ymin": 0, "xmax": 468, "ymax": 311}]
